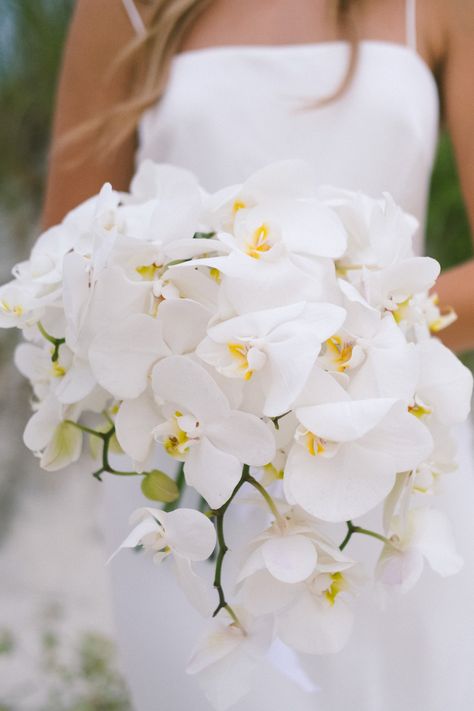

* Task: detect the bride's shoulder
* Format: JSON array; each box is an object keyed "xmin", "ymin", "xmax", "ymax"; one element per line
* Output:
[
  {"xmin": 68, "ymin": 0, "xmax": 148, "ymax": 46},
  {"xmin": 422, "ymin": 0, "xmax": 474, "ymax": 66}
]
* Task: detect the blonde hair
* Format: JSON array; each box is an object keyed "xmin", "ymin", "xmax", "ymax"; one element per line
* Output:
[{"xmin": 59, "ymin": 0, "xmax": 360, "ymax": 160}]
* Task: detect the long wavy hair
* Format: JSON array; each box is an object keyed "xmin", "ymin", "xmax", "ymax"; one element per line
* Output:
[{"xmin": 59, "ymin": 0, "xmax": 360, "ymax": 159}]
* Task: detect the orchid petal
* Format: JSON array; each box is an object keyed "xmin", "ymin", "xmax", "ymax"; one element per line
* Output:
[
  {"xmin": 156, "ymin": 508, "xmax": 216, "ymax": 561},
  {"xmin": 277, "ymin": 591, "xmax": 354, "ymax": 655},
  {"xmin": 173, "ymin": 555, "xmax": 215, "ymax": 617},
  {"xmin": 89, "ymin": 314, "xmax": 168, "ymax": 399},
  {"xmin": 185, "ymin": 437, "xmax": 242, "ymax": 508},
  {"xmin": 152, "ymin": 356, "xmax": 230, "ymax": 422},
  {"xmin": 115, "ymin": 390, "xmax": 159, "ymax": 464},
  {"xmin": 285, "ymin": 441, "xmax": 395, "ymax": 522},
  {"xmin": 296, "ymin": 398, "xmax": 396, "ymax": 442},
  {"xmin": 261, "ymin": 534, "xmax": 317, "ymax": 583},
  {"xmin": 205, "ymin": 411, "xmax": 275, "ymax": 466}
]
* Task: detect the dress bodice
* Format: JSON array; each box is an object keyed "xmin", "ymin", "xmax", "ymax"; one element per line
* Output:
[{"xmin": 136, "ymin": 40, "xmax": 439, "ymax": 256}]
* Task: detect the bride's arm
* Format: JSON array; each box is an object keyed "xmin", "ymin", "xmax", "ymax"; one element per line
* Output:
[
  {"xmin": 41, "ymin": 0, "xmax": 149, "ymax": 229},
  {"xmin": 433, "ymin": 0, "xmax": 474, "ymax": 353}
]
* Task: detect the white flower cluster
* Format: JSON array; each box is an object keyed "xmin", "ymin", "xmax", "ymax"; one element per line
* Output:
[{"xmin": 1, "ymin": 159, "xmax": 472, "ymax": 709}]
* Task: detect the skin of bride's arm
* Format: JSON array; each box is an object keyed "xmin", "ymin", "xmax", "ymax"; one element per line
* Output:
[
  {"xmin": 431, "ymin": 1, "xmax": 474, "ymax": 354},
  {"xmin": 41, "ymin": 0, "xmax": 149, "ymax": 230}
]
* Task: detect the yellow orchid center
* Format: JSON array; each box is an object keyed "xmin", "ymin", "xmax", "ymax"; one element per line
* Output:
[
  {"xmin": 306, "ymin": 431, "xmax": 326, "ymax": 456},
  {"xmin": 325, "ymin": 336, "xmax": 354, "ymax": 372},
  {"xmin": 227, "ymin": 342, "xmax": 253, "ymax": 380},
  {"xmin": 392, "ymin": 297, "xmax": 411, "ymax": 324},
  {"xmin": 263, "ymin": 462, "xmax": 284, "ymax": 481},
  {"xmin": 428, "ymin": 294, "xmax": 457, "ymax": 333},
  {"xmin": 51, "ymin": 361, "xmax": 66, "ymax": 378},
  {"xmin": 232, "ymin": 200, "xmax": 246, "ymax": 214},
  {"xmin": 0, "ymin": 300, "xmax": 23, "ymax": 316},
  {"xmin": 408, "ymin": 402, "xmax": 432, "ymax": 418},
  {"xmin": 325, "ymin": 572, "xmax": 345, "ymax": 606},
  {"xmin": 163, "ymin": 411, "xmax": 191, "ymax": 458},
  {"xmin": 136, "ymin": 262, "xmax": 161, "ymax": 280},
  {"xmin": 209, "ymin": 267, "xmax": 221, "ymax": 283},
  {"xmin": 245, "ymin": 223, "xmax": 272, "ymax": 259}
]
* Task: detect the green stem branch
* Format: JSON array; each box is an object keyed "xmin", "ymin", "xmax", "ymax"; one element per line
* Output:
[
  {"xmin": 66, "ymin": 420, "xmax": 142, "ymax": 480},
  {"xmin": 64, "ymin": 420, "xmax": 105, "ymax": 439},
  {"xmin": 339, "ymin": 520, "xmax": 392, "ymax": 551},
  {"xmin": 37, "ymin": 321, "xmax": 65, "ymax": 362},
  {"xmin": 270, "ymin": 410, "xmax": 291, "ymax": 430},
  {"xmin": 211, "ymin": 465, "xmax": 249, "ymax": 624},
  {"xmin": 246, "ymin": 474, "xmax": 285, "ymax": 528}
]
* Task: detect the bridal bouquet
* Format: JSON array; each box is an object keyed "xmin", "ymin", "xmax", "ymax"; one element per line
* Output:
[{"xmin": 1, "ymin": 159, "xmax": 472, "ymax": 709}]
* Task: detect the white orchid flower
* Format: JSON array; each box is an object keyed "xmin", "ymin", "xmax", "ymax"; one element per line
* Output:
[
  {"xmin": 89, "ymin": 298, "xmax": 211, "ymax": 400},
  {"xmin": 170, "ymin": 232, "xmax": 341, "ymax": 316},
  {"xmin": 0, "ymin": 279, "xmax": 50, "ymax": 329},
  {"xmin": 413, "ymin": 338, "xmax": 473, "ymax": 426},
  {"xmin": 376, "ymin": 508, "xmax": 464, "ymax": 594},
  {"xmin": 112, "ymin": 506, "xmax": 217, "ymax": 616},
  {"xmin": 319, "ymin": 188, "xmax": 417, "ymax": 269},
  {"xmin": 320, "ymin": 281, "xmax": 420, "ymax": 402},
  {"xmin": 115, "ymin": 356, "xmax": 275, "ymax": 507},
  {"xmin": 346, "ymin": 312, "xmax": 420, "ymax": 403},
  {"xmin": 361, "ymin": 256, "xmax": 440, "ymax": 313},
  {"xmin": 113, "ymin": 505, "xmax": 216, "ymax": 561},
  {"xmin": 410, "ymin": 419, "xmax": 458, "ymax": 495},
  {"xmin": 316, "ymin": 278, "xmax": 376, "ymax": 375},
  {"xmin": 197, "ymin": 301, "xmax": 346, "ymax": 416},
  {"xmin": 12, "ymin": 225, "xmax": 78, "ymax": 293},
  {"xmin": 22, "ymin": 394, "xmax": 83, "ymax": 471},
  {"xmin": 284, "ymin": 367, "xmax": 433, "ymax": 521},
  {"xmin": 186, "ymin": 607, "xmax": 273, "ymax": 711},
  {"xmin": 123, "ymin": 160, "xmax": 205, "ymax": 241},
  {"xmin": 14, "ymin": 341, "xmax": 73, "ymax": 400},
  {"xmin": 238, "ymin": 508, "xmax": 354, "ymax": 598},
  {"xmin": 238, "ymin": 512, "xmax": 357, "ymax": 655},
  {"xmin": 217, "ymin": 196, "xmax": 347, "ymax": 263},
  {"xmin": 204, "ymin": 159, "xmax": 320, "ymax": 233},
  {"xmin": 391, "ymin": 291, "xmax": 457, "ymax": 342},
  {"xmin": 22, "ymin": 383, "xmax": 109, "ymax": 471},
  {"xmin": 275, "ymin": 566, "xmax": 356, "ymax": 655},
  {"xmin": 58, "ymin": 256, "xmax": 151, "ymax": 404},
  {"xmin": 10, "ymin": 186, "xmax": 109, "ymax": 294}
]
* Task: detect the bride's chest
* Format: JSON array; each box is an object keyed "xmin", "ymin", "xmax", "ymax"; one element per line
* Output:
[{"xmin": 137, "ymin": 43, "xmax": 439, "ymax": 208}]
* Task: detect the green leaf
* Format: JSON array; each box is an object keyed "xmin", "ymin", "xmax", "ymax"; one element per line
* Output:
[{"xmin": 141, "ymin": 470, "xmax": 179, "ymax": 503}]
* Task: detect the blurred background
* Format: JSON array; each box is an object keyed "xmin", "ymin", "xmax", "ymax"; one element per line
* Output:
[{"xmin": 0, "ymin": 1, "xmax": 472, "ymax": 709}]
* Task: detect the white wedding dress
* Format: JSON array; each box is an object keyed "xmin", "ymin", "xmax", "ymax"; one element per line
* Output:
[{"xmin": 102, "ymin": 1, "xmax": 474, "ymax": 709}]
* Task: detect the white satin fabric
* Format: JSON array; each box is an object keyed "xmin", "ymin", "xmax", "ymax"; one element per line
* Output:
[{"xmin": 102, "ymin": 34, "xmax": 474, "ymax": 711}]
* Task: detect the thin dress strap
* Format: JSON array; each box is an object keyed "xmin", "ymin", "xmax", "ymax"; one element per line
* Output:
[
  {"xmin": 121, "ymin": 0, "xmax": 147, "ymax": 37},
  {"xmin": 405, "ymin": 0, "xmax": 417, "ymax": 51}
]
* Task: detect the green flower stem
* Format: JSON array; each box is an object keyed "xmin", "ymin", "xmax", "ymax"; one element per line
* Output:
[
  {"xmin": 339, "ymin": 520, "xmax": 392, "ymax": 551},
  {"xmin": 270, "ymin": 410, "xmax": 291, "ymax": 430},
  {"xmin": 224, "ymin": 604, "xmax": 241, "ymax": 627},
  {"xmin": 210, "ymin": 465, "xmax": 286, "ymax": 626},
  {"xmin": 64, "ymin": 420, "xmax": 105, "ymax": 439},
  {"xmin": 37, "ymin": 321, "xmax": 65, "ymax": 362},
  {"xmin": 210, "ymin": 465, "xmax": 249, "ymax": 624},
  {"xmin": 245, "ymin": 473, "xmax": 285, "ymax": 528},
  {"xmin": 65, "ymin": 420, "xmax": 142, "ymax": 480},
  {"xmin": 163, "ymin": 258, "xmax": 192, "ymax": 268}
]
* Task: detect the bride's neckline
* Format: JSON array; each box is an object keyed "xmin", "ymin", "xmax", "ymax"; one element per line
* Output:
[{"xmin": 173, "ymin": 39, "xmax": 438, "ymax": 97}]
